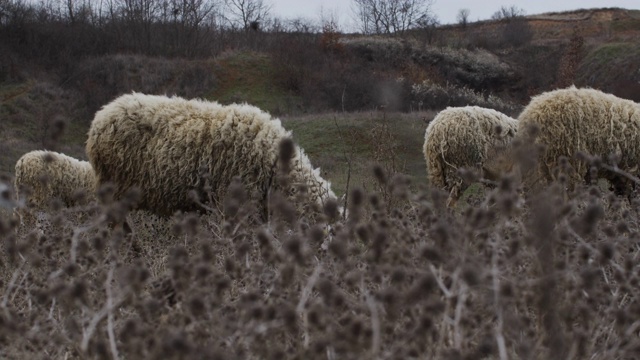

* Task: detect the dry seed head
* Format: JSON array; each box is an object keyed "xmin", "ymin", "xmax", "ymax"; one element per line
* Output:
[
  {"xmin": 280, "ymin": 305, "xmax": 297, "ymax": 330},
  {"xmin": 283, "ymin": 235, "xmax": 303, "ymax": 262},
  {"xmin": 257, "ymin": 229, "xmax": 273, "ymax": 248},
  {"xmin": 278, "ymin": 138, "xmax": 295, "ymax": 172},
  {"xmin": 405, "ymin": 274, "xmax": 436, "ymax": 303},
  {"xmin": 181, "ymin": 214, "xmax": 199, "ymax": 236},
  {"xmin": 323, "ymin": 198, "xmax": 339, "ymax": 220},
  {"xmin": 580, "ymin": 267, "xmax": 598, "ymax": 289},
  {"xmin": 373, "ymin": 165, "xmax": 387, "ymax": 185},
  {"xmin": 308, "ymin": 225, "xmax": 325, "ymax": 244},
  {"xmin": 68, "ymin": 279, "xmax": 88, "ymax": 303},
  {"xmin": 350, "ymin": 187, "xmax": 364, "ymax": 208},
  {"xmin": 598, "ymin": 243, "xmax": 614, "ymax": 264},
  {"xmin": 194, "ymin": 262, "xmax": 211, "ymax": 281},
  {"xmin": 97, "ymin": 183, "xmax": 116, "ymax": 204},
  {"xmin": 355, "ymin": 225, "xmax": 370, "ymax": 243},
  {"xmin": 462, "ymin": 266, "xmax": 479, "ymax": 286},
  {"xmin": 390, "ymin": 267, "xmax": 406, "ymax": 284},
  {"xmin": 279, "ymin": 264, "xmax": 295, "ymax": 286},
  {"xmin": 421, "ymin": 245, "xmax": 441, "ymax": 263},
  {"xmin": 328, "ymin": 237, "xmax": 347, "ymax": 260},
  {"xmin": 316, "ymin": 277, "xmax": 334, "ymax": 303}
]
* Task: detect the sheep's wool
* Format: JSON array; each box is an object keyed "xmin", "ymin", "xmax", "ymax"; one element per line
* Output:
[
  {"xmin": 87, "ymin": 93, "xmax": 335, "ymax": 216},
  {"xmin": 14, "ymin": 150, "xmax": 96, "ymax": 209},
  {"xmin": 423, "ymin": 106, "xmax": 518, "ymax": 202},
  {"xmin": 517, "ymin": 86, "xmax": 640, "ymax": 192}
]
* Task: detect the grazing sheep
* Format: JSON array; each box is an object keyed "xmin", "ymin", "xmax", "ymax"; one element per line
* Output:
[
  {"xmin": 423, "ymin": 106, "xmax": 518, "ymax": 205},
  {"xmin": 517, "ymin": 86, "xmax": 640, "ymax": 195},
  {"xmin": 86, "ymin": 93, "xmax": 336, "ymax": 218},
  {"xmin": 14, "ymin": 150, "xmax": 96, "ymax": 210}
]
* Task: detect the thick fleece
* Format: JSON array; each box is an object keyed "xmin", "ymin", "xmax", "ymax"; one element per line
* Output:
[
  {"xmin": 86, "ymin": 93, "xmax": 336, "ymax": 217},
  {"xmin": 517, "ymin": 86, "xmax": 640, "ymax": 194},
  {"xmin": 424, "ymin": 106, "xmax": 518, "ymax": 203},
  {"xmin": 15, "ymin": 150, "xmax": 96, "ymax": 209}
]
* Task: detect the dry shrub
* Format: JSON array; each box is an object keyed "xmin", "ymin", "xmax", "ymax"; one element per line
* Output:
[
  {"xmin": 68, "ymin": 55, "xmax": 218, "ymax": 120},
  {"xmin": 2, "ymin": 150, "xmax": 640, "ymax": 359}
]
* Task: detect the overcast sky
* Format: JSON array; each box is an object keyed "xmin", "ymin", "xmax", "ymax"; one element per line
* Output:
[{"xmin": 269, "ymin": 0, "xmax": 640, "ymax": 29}]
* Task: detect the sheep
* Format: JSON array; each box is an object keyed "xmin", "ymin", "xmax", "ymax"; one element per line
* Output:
[
  {"xmin": 516, "ymin": 86, "xmax": 640, "ymax": 196},
  {"xmin": 86, "ymin": 93, "xmax": 337, "ymax": 219},
  {"xmin": 423, "ymin": 106, "xmax": 518, "ymax": 206},
  {"xmin": 13, "ymin": 150, "xmax": 96, "ymax": 233},
  {"xmin": 14, "ymin": 150, "xmax": 96, "ymax": 210}
]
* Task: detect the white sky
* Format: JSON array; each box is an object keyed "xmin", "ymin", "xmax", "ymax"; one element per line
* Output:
[{"xmin": 269, "ymin": 0, "xmax": 640, "ymax": 29}]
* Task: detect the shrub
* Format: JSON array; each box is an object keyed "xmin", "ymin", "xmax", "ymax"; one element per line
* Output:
[{"xmin": 410, "ymin": 79, "xmax": 521, "ymax": 115}]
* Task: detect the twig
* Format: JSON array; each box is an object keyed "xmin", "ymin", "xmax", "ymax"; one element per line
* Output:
[
  {"xmin": 296, "ymin": 263, "xmax": 322, "ymax": 349},
  {"xmin": 49, "ymin": 299, "xmax": 56, "ymax": 320},
  {"xmin": 71, "ymin": 222, "xmax": 100, "ymax": 263},
  {"xmin": 297, "ymin": 265, "xmax": 322, "ymax": 313},
  {"xmin": 566, "ymin": 220, "xmax": 625, "ymax": 274},
  {"xmin": 2, "ymin": 259, "xmax": 26, "ymax": 308},
  {"xmin": 332, "ymin": 115, "xmax": 352, "ymax": 220},
  {"xmin": 10, "ymin": 268, "xmax": 30, "ymax": 304},
  {"xmin": 429, "ymin": 264, "xmax": 452, "ymax": 297},
  {"xmin": 362, "ymin": 285, "xmax": 381, "ymax": 358},
  {"xmin": 453, "ymin": 283, "xmax": 467, "ymax": 349},
  {"xmin": 492, "ymin": 237, "xmax": 508, "ymax": 360},
  {"xmin": 106, "ymin": 264, "xmax": 119, "ymax": 360},
  {"xmin": 81, "ymin": 290, "xmax": 126, "ymax": 354},
  {"xmin": 598, "ymin": 163, "xmax": 640, "ymax": 186}
]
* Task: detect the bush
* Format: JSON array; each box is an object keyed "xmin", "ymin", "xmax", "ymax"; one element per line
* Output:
[
  {"xmin": 66, "ymin": 55, "xmax": 218, "ymax": 120},
  {"xmin": 410, "ymin": 79, "xmax": 521, "ymax": 115}
]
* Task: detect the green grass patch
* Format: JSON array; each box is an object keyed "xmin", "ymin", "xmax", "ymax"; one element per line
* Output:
[
  {"xmin": 627, "ymin": 10, "xmax": 640, "ymax": 19},
  {"xmin": 586, "ymin": 42, "xmax": 640, "ymax": 64},
  {"xmin": 611, "ymin": 17, "xmax": 640, "ymax": 32},
  {"xmin": 576, "ymin": 42, "xmax": 640, "ymax": 86},
  {"xmin": 0, "ymin": 81, "xmax": 89, "ymax": 176},
  {"xmin": 0, "ymin": 81, "xmax": 33, "ymax": 103},
  {"xmin": 457, "ymin": 182, "xmax": 487, "ymax": 209},
  {"xmin": 209, "ymin": 51, "xmax": 303, "ymax": 115},
  {"xmin": 281, "ymin": 111, "xmax": 433, "ymax": 197}
]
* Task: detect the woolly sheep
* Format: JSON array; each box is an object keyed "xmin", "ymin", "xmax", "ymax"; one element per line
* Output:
[
  {"xmin": 86, "ymin": 93, "xmax": 337, "ymax": 218},
  {"xmin": 516, "ymin": 86, "xmax": 640, "ymax": 195},
  {"xmin": 423, "ymin": 106, "xmax": 518, "ymax": 205},
  {"xmin": 14, "ymin": 150, "xmax": 96, "ymax": 210}
]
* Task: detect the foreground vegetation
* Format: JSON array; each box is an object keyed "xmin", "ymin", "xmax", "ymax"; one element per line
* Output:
[
  {"xmin": 2, "ymin": 149, "xmax": 640, "ymax": 359},
  {"xmin": 2, "ymin": 4, "xmax": 640, "ymax": 358}
]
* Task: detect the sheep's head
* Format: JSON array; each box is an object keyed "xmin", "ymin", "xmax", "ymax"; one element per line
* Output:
[{"xmin": 274, "ymin": 139, "xmax": 338, "ymax": 220}]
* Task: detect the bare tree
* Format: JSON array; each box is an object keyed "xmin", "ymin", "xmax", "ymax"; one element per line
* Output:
[
  {"xmin": 456, "ymin": 8, "xmax": 469, "ymax": 28},
  {"xmin": 351, "ymin": 0, "xmax": 434, "ymax": 35},
  {"xmin": 490, "ymin": 5, "xmax": 532, "ymax": 47},
  {"xmin": 224, "ymin": 0, "xmax": 271, "ymax": 30},
  {"xmin": 491, "ymin": 5, "xmax": 525, "ymax": 20},
  {"xmin": 415, "ymin": 12, "xmax": 439, "ymax": 45},
  {"xmin": 164, "ymin": 0, "xmax": 220, "ymax": 55}
]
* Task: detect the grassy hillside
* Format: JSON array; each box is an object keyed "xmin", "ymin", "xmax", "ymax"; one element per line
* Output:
[
  {"xmin": 576, "ymin": 42, "xmax": 640, "ymax": 101},
  {"xmin": 2, "ymin": 7, "xmax": 640, "ymax": 184},
  {"xmin": 282, "ymin": 111, "xmax": 433, "ymax": 197},
  {"xmin": 208, "ymin": 51, "xmax": 303, "ymax": 115}
]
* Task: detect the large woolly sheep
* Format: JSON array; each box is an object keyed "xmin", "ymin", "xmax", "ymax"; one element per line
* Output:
[
  {"xmin": 517, "ymin": 86, "xmax": 640, "ymax": 195},
  {"xmin": 14, "ymin": 150, "xmax": 96, "ymax": 210},
  {"xmin": 86, "ymin": 93, "xmax": 337, "ymax": 218},
  {"xmin": 423, "ymin": 106, "xmax": 518, "ymax": 205}
]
